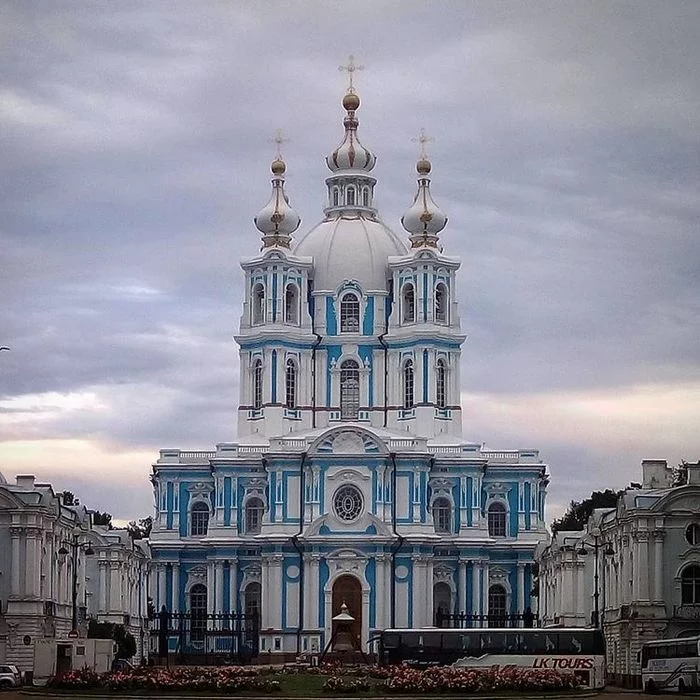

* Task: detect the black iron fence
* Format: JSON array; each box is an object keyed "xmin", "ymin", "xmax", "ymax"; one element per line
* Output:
[
  {"xmin": 435, "ymin": 610, "xmax": 538, "ymax": 628},
  {"xmin": 151, "ymin": 607, "xmax": 259, "ymax": 664}
]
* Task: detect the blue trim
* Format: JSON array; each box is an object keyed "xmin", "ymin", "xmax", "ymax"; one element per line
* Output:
[
  {"xmin": 223, "ymin": 563, "xmax": 231, "ymax": 613},
  {"xmin": 508, "ymin": 485, "xmax": 519, "ymax": 536},
  {"xmin": 272, "ymin": 272, "xmax": 278, "ymax": 322},
  {"xmin": 423, "ymin": 273, "xmax": 428, "ymax": 320},
  {"xmin": 224, "ymin": 477, "xmax": 232, "ymax": 527},
  {"xmin": 166, "ymin": 565, "xmax": 173, "ymax": 610},
  {"xmin": 166, "ymin": 482, "xmax": 174, "ymax": 530},
  {"xmin": 466, "ymin": 562, "xmax": 473, "ymax": 614},
  {"xmin": 524, "ymin": 482, "xmax": 531, "ymax": 531},
  {"xmin": 509, "ymin": 566, "xmax": 517, "ymax": 614},
  {"xmin": 179, "ymin": 485, "xmax": 190, "ymax": 537},
  {"xmin": 326, "ymin": 296, "xmax": 337, "ymax": 336},
  {"xmin": 319, "ymin": 558, "xmax": 330, "ymax": 628},
  {"xmin": 466, "ymin": 476, "xmax": 473, "ymax": 526},
  {"xmin": 270, "ymin": 472, "xmax": 277, "ymax": 521},
  {"xmin": 422, "ymin": 349, "xmax": 428, "ymax": 403}
]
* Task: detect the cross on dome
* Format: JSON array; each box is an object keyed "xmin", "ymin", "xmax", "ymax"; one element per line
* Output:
[
  {"xmin": 412, "ymin": 128, "xmax": 434, "ymax": 159},
  {"xmin": 271, "ymin": 129, "xmax": 289, "ymax": 160},
  {"xmin": 339, "ymin": 54, "xmax": 364, "ymax": 94}
]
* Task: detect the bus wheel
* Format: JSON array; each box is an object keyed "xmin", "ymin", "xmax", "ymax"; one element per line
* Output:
[
  {"xmin": 677, "ymin": 679, "xmax": 685, "ymax": 694},
  {"xmin": 645, "ymin": 679, "xmax": 656, "ymax": 694}
]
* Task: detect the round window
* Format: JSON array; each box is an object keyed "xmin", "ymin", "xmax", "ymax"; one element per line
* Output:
[{"xmin": 333, "ymin": 485, "xmax": 363, "ymax": 521}]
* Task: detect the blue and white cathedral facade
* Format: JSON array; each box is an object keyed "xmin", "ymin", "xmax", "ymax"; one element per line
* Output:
[{"xmin": 149, "ymin": 85, "xmax": 549, "ymax": 657}]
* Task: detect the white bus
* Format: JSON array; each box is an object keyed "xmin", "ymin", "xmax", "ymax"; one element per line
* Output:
[
  {"xmin": 378, "ymin": 627, "xmax": 607, "ymax": 689},
  {"xmin": 641, "ymin": 635, "xmax": 700, "ymax": 694}
]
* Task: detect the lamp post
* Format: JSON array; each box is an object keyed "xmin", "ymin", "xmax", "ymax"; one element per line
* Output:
[
  {"xmin": 58, "ymin": 534, "xmax": 94, "ymax": 634},
  {"xmin": 577, "ymin": 534, "xmax": 614, "ymax": 628}
]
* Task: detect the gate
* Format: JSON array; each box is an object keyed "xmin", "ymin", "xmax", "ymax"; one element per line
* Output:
[{"xmin": 152, "ymin": 607, "xmax": 259, "ymax": 664}]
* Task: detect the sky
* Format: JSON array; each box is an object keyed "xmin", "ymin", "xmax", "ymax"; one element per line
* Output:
[{"xmin": 1, "ymin": 0, "xmax": 699, "ymax": 525}]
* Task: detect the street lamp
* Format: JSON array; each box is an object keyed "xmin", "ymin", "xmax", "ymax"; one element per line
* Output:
[
  {"xmin": 58, "ymin": 535, "xmax": 94, "ymax": 634},
  {"xmin": 577, "ymin": 534, "xmax": 614, "ymax": 628}
]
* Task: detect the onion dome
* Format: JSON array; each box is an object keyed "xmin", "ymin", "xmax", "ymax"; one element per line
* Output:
[
  {"xmin": 401, "ymin": 155, "xmax": 448, "ymax": 248},
  {"xmin": 254, "ymin": 156, "xmax": 301, "ymax": 249},
  {"xmin": 326, "ymin": 91, "xmax": 377, "ymax": 173}
]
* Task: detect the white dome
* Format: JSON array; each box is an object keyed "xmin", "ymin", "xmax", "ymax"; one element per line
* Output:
[{"xmin": 294, "ymin": 215, "xmax": 408, "ymax": 291}]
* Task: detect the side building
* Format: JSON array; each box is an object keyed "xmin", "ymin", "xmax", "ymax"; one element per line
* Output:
[
  {"xmin": 148, "ymin": 84, "xmax": 549, "ymax": 661},
  {"xmin": 537, "ymin": 459, "xmax": 700, "ymax": 687}
]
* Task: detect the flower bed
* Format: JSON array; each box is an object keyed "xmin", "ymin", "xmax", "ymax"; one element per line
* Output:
[{"xmin": 47, "ymin": 663, "xmax": 580, "ymax": 695}]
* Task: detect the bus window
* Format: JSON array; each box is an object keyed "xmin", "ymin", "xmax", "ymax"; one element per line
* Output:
[
  {"xmin": 480, "ymin": 632, "xmax": 506, "ymax": 654},
  {"xmin": 442, "ymin": 634, "xmax": 461, "ymax": 650},
  {"xmin": 460, "ymin": 633, "xmax": 478, "ymax": 653},
  {"xmin": 420, "ymin": 633, "xmax": 442, "ymax": 650},
  {"xmin": 383, "ymin": 633, "xmax": 399, "ymax": 648}
]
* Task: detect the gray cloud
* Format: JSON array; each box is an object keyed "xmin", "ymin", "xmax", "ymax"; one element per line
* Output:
[{"xmin": 1, "ymin": 0, "xmax": 699, "ymax": 520}]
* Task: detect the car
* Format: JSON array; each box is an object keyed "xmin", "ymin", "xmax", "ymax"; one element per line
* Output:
[{"xmin": 0, "ymin": 665, "xmax": 21, "ymax": 689}]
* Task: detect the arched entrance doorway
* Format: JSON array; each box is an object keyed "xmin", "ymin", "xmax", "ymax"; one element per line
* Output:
[{"xmin": 332, "ymin": 575, "xmax": 362, "ymax": 649}]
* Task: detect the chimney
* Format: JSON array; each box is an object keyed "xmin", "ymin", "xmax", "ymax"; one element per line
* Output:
[
  {"xmin": 686, "ymin": 461, "xmax": 700, "ymax": 486},
  {"xmin": 641, "ymin": 459, "xmax": 669, "ymax": 489},
  {"xmin": 15, "ymin": 474, "xmax": 36, "ymax": 490}
]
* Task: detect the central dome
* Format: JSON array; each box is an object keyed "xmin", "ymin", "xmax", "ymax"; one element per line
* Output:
[{"xmin": 294, "ymin": 216, "xmax": 407, "ymax": 291}]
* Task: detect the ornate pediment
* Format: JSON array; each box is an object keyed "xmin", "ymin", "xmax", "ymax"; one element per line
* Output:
[
  {"xmin": 489, "ymin": 566, "xmax": 510, "ymax": 583},
  {"xmin": 485, "ymin": 482, "xmax": 510, "ymax": 496},
  {"xmin": 241, "ymin": 477, "xmax": 267, "ymax": 499},
  {"xmin": 187, "ymin": 482, "xmax": 213, "ymax": 496},
  {"xmin": 332, "ymin": 431, "xmax": 365, "ymax": 454},
  {"xmin": 326, "ymin": 549, "xmax": 367, "ymax": 579},
  {"xmin": 434, "ymin": 564, "xmax": 454, "ymax": 584},
  {"xmin": 429, "ymin": 477, "xmax": 457, "ymax": 496}
]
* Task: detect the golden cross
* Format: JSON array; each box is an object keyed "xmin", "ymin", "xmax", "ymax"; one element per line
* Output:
[
  {"xmin": 270, "ymin": 129, "xmax": 289, "ymax": 159},
  {"xmin": 412, "ymin": 128, "xmax": 434, "ymax": 159},
  {"xmin": 339, "ymin": 54, "xmax": 364, "ymax": 94}
]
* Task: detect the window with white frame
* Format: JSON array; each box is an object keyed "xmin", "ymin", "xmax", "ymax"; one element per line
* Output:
[
  {"xmin": 402, "ymin": 283, "xmax": 415, "ymax": 323},
  {"xmin": 432, "ymin": 497, "xmax": 452, "ymax": 533},
  {"xmin": 362, "ymin": 187, "xmax": 370, "ymax": 207},
  {"xmin": 686, "ymin": 523, "xmax": 700, "ymax": 545},
  {"xmin": 285, "ymin": 359, "xmax": 297, "ymax": 409},
  {"xmin": 245, "ymin": 498, "xmax": 265, "ymax": 535},
  {"xmin": 252, "ymin": 283, "xmax": 265, "ymax": 325},
  {"xmin": 252, "ymin": 359, "xmax": 263, "ymax": 409},
  {"xmin": 403, "ymin": 359, "xmax": 415, "ymax": 409},
  {"xmin": 487, "ymin": 502, "xmax": 507, "ymax": 537},
  {"xmin": 346, "ymin": 186, "xmax": 355, "ymax": 206},
  {"xmin": 340, "ymin": 359, "xmax": 360, "ymax": 419},
  {"xmin": 190, "ymin": 501, "xmax": 209, "ymax": 536},
  {"xmin": 436, "ymin": 358, "xmax": 447, "ymax": 408},
  {"xmin": 681, "ymin": 564, "xmax": 700, "ymax": 604},
  {"xmin": 340, "ymin": 293, "xmax": 360, "ymax": 332},
  {"xmin": 435, "ymin": 282, "xmax": 448, "ymax": 323},
  {"xmin": 332, "ymin": 187, "xmax": 340, "ymax": 206},
  {"xmin": 284, "ymin": 284, "xmax": 299, "ymax": 324}
]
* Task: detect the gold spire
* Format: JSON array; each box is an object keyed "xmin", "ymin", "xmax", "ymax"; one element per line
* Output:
[{"xmin": 339, "ymin": 54, "xmax": 364, "ymax": 94}]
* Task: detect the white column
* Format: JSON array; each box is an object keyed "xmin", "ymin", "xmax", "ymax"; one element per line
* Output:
[
  {"xmin": 637, "ymin": 533, "xmax": 649, "ymax": 601},
  {"xmin": 99, "ymin": 561, "xmax": 108, "ymax": 613},
  {"xmin": 172, "ymin": 563, "xmax": 180, "ymax": 613},
  {"xmin": 481, "ymin": 561, "xmax": 490, "ymax": 617},
  {"xmin": 309, "ymin": 554, "xmax": 320, "ymax": 629},
  {"xmin": 458, "ymin": 559, "xmax": 467, "ymax": 614},
  {"xmin": 411, "ymin": 556, "xmax": 424, "ymax": 627},
  {"xmin": 375, "ymin": 554, "xmax": 386, "ymax": 629},
  {"xmin": 261, "ymin": 556, "xmax": 271, "ymax": 628},
  {"xmin": 207, "ymin": 561, "xmax": 215, "ymax": 615},
  {"xmin": 577, "ymin": 562, "xmax": 585, "ymax": 620},
  {"xmin": 653, "ymin": 533, "xmax": 664, "ymax": 602},
  {"xmin": 425, "ymin": 558, "xmax": 434, "ymax": 626},
  {"xmin": 472, "ymin": 561, "xmax": 481, "ymax": 625},
  {"xmin": 157, "ymin": 564, "xmax": 166, "ymax": 611},
  {"xmin": 215, "ymin": 561, "xmax": 224, "ymax": 615},
  {"xmin": 229, "ymin": 558, "xmax": 238, "ymax": 615},
  {"xmin": 10, "ymin": 528, "xmax": 22, "ymax": 596},
  {"xmin": 270, "ymin": 554, "xmax": 283, "ymax": 628},
  {"xmin": 517, "ymin": 563, "xmax": 526, "ymax": 618},
  {"xmin": 109, "ymin": 562, "xmax": 121, "ymax": 612}
]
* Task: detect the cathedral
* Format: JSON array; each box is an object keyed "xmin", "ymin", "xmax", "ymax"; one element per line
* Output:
[{"xmin": 148, "ymin": 78, "xmax": 549, "ymax": 659}]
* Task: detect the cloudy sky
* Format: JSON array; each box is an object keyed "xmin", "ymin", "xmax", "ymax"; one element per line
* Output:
[{"xmin": 1, "ymin": 0, "xmax": 699, "ymax": 525}]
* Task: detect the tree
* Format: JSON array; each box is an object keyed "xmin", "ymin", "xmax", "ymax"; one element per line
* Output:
[
  {"xmin": 127, "ymin": 516, "xmax": 153, "ymax": 540},
  {"xmin": 92, "ymin": 511, "xmax": 113, "ymax": 528},
  {"xmin": 550, "ymin": 489, "xmax": 622, "ymax": 533}
]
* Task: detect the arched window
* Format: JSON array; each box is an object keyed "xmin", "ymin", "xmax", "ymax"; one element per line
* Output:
[
  {"xmin": 362, "ymin": 187, "xmax": 370, "ymax": 207},
  {"xmin": 190, "ymin": 501, "xmax": 209, "ymax": 537},
  {"xmin": 285, "ymin": 359, "xmax": 297, "ymax": 409},
  {"xmin": 340, "ymin": 359, "xmax": 360, "ymax": 419},
  {"xmin": 402, "ymin": 283, "xmax": 415, "ymax": 323},
  {"xmin": 346, "ymin": 187, "xmax": 355, "ymax": 206},
  {"xmin": 284, "ymin": 284, "xmax": 299, "ymax": 324},
  {"xmin": 488, "ymin": 502, "xmax": 507, "ymax": 537},
  {"xmin": 189, "ymin": 583, "xmax": 207, "ymax": 642},
  {"xmin": 686, "ymin": 524, "xmax": 700, "ymax": 545},
  {"xmin": 252, "ymin": 359, "xmax": 263, "ymax": 409},
  {"xmin": 244, "ymin": 581, "xmax": 261, "ymax": 645},
  {"xmin": 340, "ymin": 293, "xmax": 360, "ymax": 333},
  {"xmin": 244, "ymin": 498, "xmax": 265, "ymax": 535},
  {"xmin": 403, "ymin": 359, "xmax": 415, "ymax": 409},
  {"xmin": 432, "ymin": 497, "xmax": 452, "ymax": 533},
  {"xmin": 436, "ymin": 358, "xmax": 447, "ymax": 408},
  {"xmin": 435, "ymin": 282, "xmax": 448, "ymax": 323},
  {"xmin": 681, "ymin": 564, "xmax": 700, "ymax": 604},
  {"xmin": 252, "ymin": 283, "xmax": 265, "ymax": 325},
  {"xmin": 332, "ymin": 187, "xmax": 340, "ymax": 206},
  {"xmin": 488, "ymin": 584, "xmax": 507, "ymax": 626},
  {"xmin": 433, "ymin": 582, "xmax": 452, "ymax": 627}
]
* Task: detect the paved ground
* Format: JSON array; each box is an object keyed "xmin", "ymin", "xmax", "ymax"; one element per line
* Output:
[{"xmin": 4, "ymin": 692, "xmax": 695, "ymax": 699}]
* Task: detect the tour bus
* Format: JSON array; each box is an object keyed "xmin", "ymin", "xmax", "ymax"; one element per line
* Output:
[
  {"xmin": 378, "ymin": 627, "xmax": 607, "ymax": 689},
  {"xmin": 640, "ymin": 635, "xmax": 700, "ymax": 694}
]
